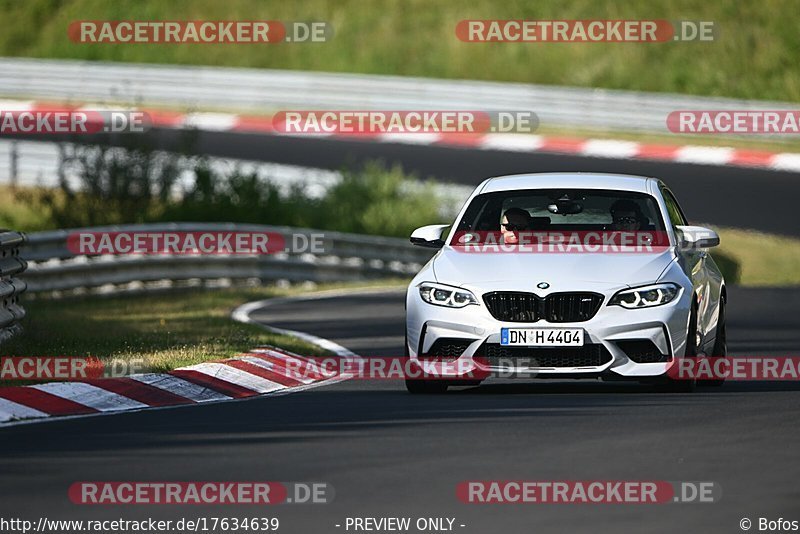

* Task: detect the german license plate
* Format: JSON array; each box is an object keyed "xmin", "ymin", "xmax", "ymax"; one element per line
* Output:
[{"xmin": 500, "ymin": 328, "xmax": 584, "ymax": 347}]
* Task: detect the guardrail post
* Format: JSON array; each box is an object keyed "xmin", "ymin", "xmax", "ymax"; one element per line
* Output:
[
  {"xmin": 0, "ymin": 230, "xmax": 28, "ymax": 345},
  {"xmin": 9, "ymin": 141, "xmax": 18, "ymax": 189}
]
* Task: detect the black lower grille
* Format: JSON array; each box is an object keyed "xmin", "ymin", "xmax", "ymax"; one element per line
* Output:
[
  {"xmin": 483, "ymin": 292, "xmax": 604, "ymax": 323},
  {"xmin": 475, "ymin": 343, "xmax": 612, "ymax": 368},
  {"xmin": 421, "ymin": 338, "xmax": 473, "ymax": 359},
  {"xmin": 616, "ymin": 340, "xmax": 671, "ymax": 363}
]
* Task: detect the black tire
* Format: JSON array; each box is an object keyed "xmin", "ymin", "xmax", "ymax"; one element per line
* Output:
[
  {"xmin": 404, "ymin": 333, "xmax": 448, "ymax": 394},
  {"xmin": 699, "ymin": 297, "xmax": 726, "ymax": 387},
  {"xmin": 659, "ymin": 302, "xmax": 699, "ymax": 393}
]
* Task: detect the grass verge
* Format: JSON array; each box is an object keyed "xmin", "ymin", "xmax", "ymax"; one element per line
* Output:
[
  {"xmin": 714, "ymin": 227, "xmax": 800, "ymax": 287},
  {"xmin": 1, "ymin": 0, "xmax": 798, "ymax": 102},
  {"xmin": 0, "ymin": 280, "xmax": 407, "ymax": 387},
  {"xmin": 0, "ymin": 185, "xmax": 59, "ymax": 232}
]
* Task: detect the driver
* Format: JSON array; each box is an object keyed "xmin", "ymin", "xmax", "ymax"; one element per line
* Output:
[{"xmin": 500, "ymin": 208, "xmax": 531, "ymax": 244}]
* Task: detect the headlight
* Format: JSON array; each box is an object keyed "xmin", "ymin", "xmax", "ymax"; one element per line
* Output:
[
  {"xmin": 608, "ymin": 283, "xmax": 681, "ymax": 309},
  {"xmin": 418, "ymin": 282, "xmax": 478, "ymax": 308}
]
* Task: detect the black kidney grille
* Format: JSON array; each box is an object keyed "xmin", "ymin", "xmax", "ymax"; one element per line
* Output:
[
  {"xmin": 483, "ymin": 292, "xmax": 603, "ymax": 323},
  {"xmin": 482, "ymin": 292, "xmax": 539, "ymax": 322},
  {"xmin": 544, "ymin": 293, "xmax": 604, "ymax": 322}
]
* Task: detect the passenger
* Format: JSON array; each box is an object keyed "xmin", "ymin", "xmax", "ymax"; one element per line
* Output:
[{"xmin": 609, "ymin": 199, "xmax": 643, "ymax": 231}]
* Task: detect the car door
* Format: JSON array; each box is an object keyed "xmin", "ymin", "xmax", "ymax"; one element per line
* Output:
[{"xmin": 660, "ymin": 185, "xmax": 716, "ymax": 344}]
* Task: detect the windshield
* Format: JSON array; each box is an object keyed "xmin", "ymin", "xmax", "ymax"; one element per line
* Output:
[{"xmin": 450, "ymin": 188, "xmax": 665, "ymax": 243}]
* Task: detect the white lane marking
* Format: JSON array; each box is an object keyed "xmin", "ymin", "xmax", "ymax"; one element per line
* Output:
[
  {"xmin": 0, "ymin": 398, "xmax": 48, "ymax": 423},
  {"xmin": 0, "ymin": 100, "xmax": 35, "ymax": 111},
  {"xmin": 233, "ymin": 295, "xmax": 360, "ymax": 358},
  {"xmin": 76, "ymin": 104, "xmax": 136, "ymax": 113},
  {"xmin": 180, "ymin": 112, "xmax": 238, "ymax": 131},
  {"xmin": 380, "ymin": 132, "xmax": 442, "ymax": 145},
  {"xmin": 674, "ymin": 146, "xmax": 735, "ymax": 165},
  {"xmin": 30, "ymin": 382, "xmax": 148, "ymax": 412},
  {"xmin": 479, "ymin": 133, "xmax": 544, "ymax": 152},
  {"xmin": 257, "ymin": 323, "xmax": 355, "ymax": 358},
  {"xmin": 232, "ymin": 287, "xmax": 405, "ymax": 360},
  {"xmin": 131, "ymin": 373, "xmax": 230, "ymax": 402},
  {"xmin": 274, "ymin": 130, "xmax": 333, "ymax": 139},
  {"xmin": 581, "ymin": 139, "xmax": 641, "ymax": 159},
  {"xmin": 238, "ymin": 355, "xmax": 316, "ymax": 384},
  {"xmin": 770, "ymin": 153, "xmax": 800, "ymax": 172},
  {"xmin": 232, "ymin": 288, "xmax": 392, "ymax": 386},
  {"xmin": 178, "ymin": 363, "xmax": 285, "ymax": 394}
]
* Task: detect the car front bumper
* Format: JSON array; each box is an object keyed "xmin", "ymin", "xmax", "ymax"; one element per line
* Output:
[{"xmin": 405, "ymin": 284, "xmax": 693, "ymax": 380}]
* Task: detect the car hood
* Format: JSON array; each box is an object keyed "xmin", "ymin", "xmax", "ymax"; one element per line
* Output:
[{"xmin": 432, "ymin": 248, "xmax": 676, "ymax": 292}]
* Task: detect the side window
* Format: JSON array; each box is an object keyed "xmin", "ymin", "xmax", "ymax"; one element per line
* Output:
[{"xmin": 661, "ymin": 188, "xmax": 687, "ymax": 227}]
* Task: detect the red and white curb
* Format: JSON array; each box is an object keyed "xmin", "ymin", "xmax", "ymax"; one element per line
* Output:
[
  {"xmin": 0, "ymin": 288, "xmax": 369, "ymax": 427},
  {"xmin": 0, "ymin": 347, "xmax": 342, "ymax": 426},
  {"xmin": 3, "ymin": 99, "xmax": 800, "ymax": 172}
]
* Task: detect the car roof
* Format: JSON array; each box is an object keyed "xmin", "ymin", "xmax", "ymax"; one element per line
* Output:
[{"xmin": 479, "ymin": 173, "xmax": 656, "ymax": 194}]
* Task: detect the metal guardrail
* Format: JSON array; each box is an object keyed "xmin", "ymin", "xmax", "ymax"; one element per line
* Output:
[
  {"xmin": 0, "ymin": 230, "xmax": 27, "ymax": 344},
  {"xmin": 0, "ymin": 138, "xmax": 342, "ymax": 191},
  {"xmin": 0, "ymin": 58, "xmax": 796, "ymax": 136},
  {"xmin": 21, "ymin": 223, "xmax": 436, "ymax": 295}
]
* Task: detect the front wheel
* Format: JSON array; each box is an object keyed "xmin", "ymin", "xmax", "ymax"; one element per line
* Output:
[
  {"xmin": 659, "ymin": 302, "xmax": 699, "ymax": 393},
  {"xmin": 699, "ymin": 298, "xmax": 726, "ymax": 387}
]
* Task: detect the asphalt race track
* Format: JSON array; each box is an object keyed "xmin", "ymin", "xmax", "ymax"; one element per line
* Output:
[{"xmin": 1, "ymin": 287, "xmax": 799, "ymax": 534}]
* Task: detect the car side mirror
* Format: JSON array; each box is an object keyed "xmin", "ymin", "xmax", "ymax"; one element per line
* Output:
[
  {"xmin": 676, "ymin": 225, "xmax": 720, "ymax": 249},
  {"xmin": 410, "ymin": 224, "xmax": 449, "ymax": 249}
]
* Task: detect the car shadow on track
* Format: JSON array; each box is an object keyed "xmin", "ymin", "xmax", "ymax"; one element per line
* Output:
[{"xmin": 445, "ymin": 380, "xmax": 800, "ymax": 395}]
